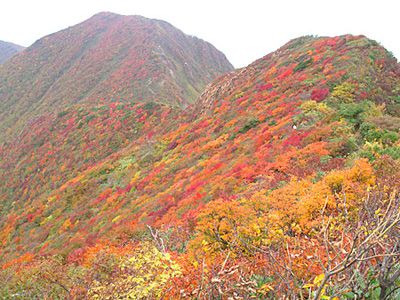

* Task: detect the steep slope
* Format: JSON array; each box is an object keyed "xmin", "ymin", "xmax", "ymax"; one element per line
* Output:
[
  {"xmin": 0, "ymin": 12, "xmax": 233, "ymax": 142},
  {"xmin": 0, "ymin": 40, "xmax": 24, "ymax": 64},
  {"xmin": 1, "ymin": 35, "xmax": 399, "ymax": 298}
]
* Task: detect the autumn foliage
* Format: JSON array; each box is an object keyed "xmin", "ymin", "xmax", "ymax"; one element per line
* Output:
[{"xmin": 1, "ymin": 34, "xmax": 399, "ymax": 298}]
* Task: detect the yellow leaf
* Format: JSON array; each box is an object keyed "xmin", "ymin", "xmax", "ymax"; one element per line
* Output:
[
  {"xmin": 259, "ymin": 284, "xmax": 274, "ymax": 292},
  {"xmin": 313, "ymin": 273, "xmax": 325, "ymax": 285}
]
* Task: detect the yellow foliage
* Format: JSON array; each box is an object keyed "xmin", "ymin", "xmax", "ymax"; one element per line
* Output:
[
  {"xmin": 324, "ymin": 171, "xmax": 346, "ymax": 194},
  {"xmin": 303, "ymin": 273, "xmax": 326, "ymax": 296},
  {"xmin": 129, "ymin": 171, "xmax": 141, "ymax": 184},
  {"xmin": 313, "ymin": 273, "xmax": 325, "ymax": 285},
  {"xmin": 200, "ymin": 134, "xmax": 228, "ymax": 152},
  {"xmin": 265, "ymin": 159, "xmax": 375, "ymax": 235},
  {"xmin": 88, "ymin": 242, "xmax": 181, "ymax": 299},
  {"xmin": 301, "ymin": 100, "xmax": 332, "ymax": 115},
  {"xmin": 189, "ymin": 198, "xmax": 265, "ymax": 257},
  {"xmin": 190, "ymin": 159, "xmax": 377, "ymax": 267},
  {"xmin": 111, "ymin": 215, "xmax": 121, "ymax": 223},
  {"xmin": 61, "ymin": 218, "xmax": 72, "ymax": 231},
  {"xmin": 330, "ymin": 82, "xmax": 355, "ymax": 103}
]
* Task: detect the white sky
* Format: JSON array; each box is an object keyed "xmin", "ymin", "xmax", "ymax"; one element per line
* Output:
[{"xmin": 0, "ymin": 0, "xmax": 399, "ymax": 68}]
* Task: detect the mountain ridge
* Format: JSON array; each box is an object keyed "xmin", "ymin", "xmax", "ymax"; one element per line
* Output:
[
  {"xmin": 196, "ymin": 34, "xmax": 400, "ymax": 114},
  {"xmin": 0, "ymin": 40, "xmax": 25, "ymax": 64}
]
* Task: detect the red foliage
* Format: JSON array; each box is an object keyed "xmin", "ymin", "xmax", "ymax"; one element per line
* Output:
[
  {"xmin": 311, "ymin": 88, "xmax": 330, "ymax": 101},
  {"xmin": 278, "ymin": 67, "xmax": 293, "ymax": 80},
  {"xmin": 258, "ymin": 83, "xmax": 274, "ymax": 91}
]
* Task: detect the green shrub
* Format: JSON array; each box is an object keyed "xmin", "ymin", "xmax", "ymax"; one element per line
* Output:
[
  {"xmin": 85, "ymin": 114, "xmax": 95, "ymax": 123},
  {"xmin": 57, "ymin": 110, "xmax": 68, "ymax": 118},
  {"xmin": 238, "ymin": 118, "xmax": 261, "ymax": 134},
  {"xmin": 294, "ymin": 58, "xmax": 313, "ymax": 72},
  {"xmin": 381, "ymin": 131, "xmax": 399, "ymax": 144},
  {"xmin": 381, "ymin": 146, "xmax": 400, "ymax": 159}
]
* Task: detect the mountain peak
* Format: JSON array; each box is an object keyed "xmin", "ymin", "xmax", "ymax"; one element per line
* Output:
[
  {"xmin": 87, "ymin": 11, "xmax": 148, "ymax": 23},
  {"xmin": 86, "ymin": 12, "xmax": 174, "ymax": 28},
  {"xmin": 91, "ymin": 11, "xmax": 121, "ymax": 18},
  {"xmin": 0, "ymin": 13, "xmax": 233, "ymax": 142}
]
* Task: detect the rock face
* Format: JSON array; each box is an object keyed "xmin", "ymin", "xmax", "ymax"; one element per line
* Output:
[
  {"xmin": 0, "ymin": 12, "xmax": 233, "ymax": 141},
  {"xmin": 0, "ymin": 40, "xmax": 24, "ymax": 64}
]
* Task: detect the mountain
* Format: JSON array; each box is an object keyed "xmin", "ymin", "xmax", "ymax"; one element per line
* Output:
[
  {"xmin": 1, "ymin": 34, "xmax": 399, "ymax": 299},
  {"xmin": 0, "ymin": 40, "xmax": 24, "ymax": 64},
  {"xmin": 0, "ymin": 12, "xmax": 233, "ymax": 142}
]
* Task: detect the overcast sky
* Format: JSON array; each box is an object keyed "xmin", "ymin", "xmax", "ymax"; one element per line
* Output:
[{"xmin": 0, "ymin": 0, "xmax": 399, "ymax": 68}]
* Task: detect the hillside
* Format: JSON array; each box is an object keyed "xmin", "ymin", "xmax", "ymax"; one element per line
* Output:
[
  {"xmin": 0, "ymin": 12, "xmax": 233, "ymax": 142},
  {"xmin": 0, "ymin": 40, "xmax": 24, "ymax": 64},
  {"xmin": 1, "ymin": 35, "xmax": 400, "ymax": 299}
]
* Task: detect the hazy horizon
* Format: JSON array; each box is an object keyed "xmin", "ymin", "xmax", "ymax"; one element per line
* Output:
[{"xmin": 1, "ymin": 0, "xmax": 399, "ymax": 68}]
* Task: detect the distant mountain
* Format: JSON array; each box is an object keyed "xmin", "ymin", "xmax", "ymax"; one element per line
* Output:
[
  {"xmin": 0, "ymin": 40, "xmax": 24, "ymax": 64},
  {"xmin": 0, "ymin": 12, "xmax": 233, "ymax": 142}
]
